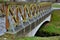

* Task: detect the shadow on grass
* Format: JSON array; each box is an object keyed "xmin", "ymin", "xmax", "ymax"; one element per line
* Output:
[{"xmin": 35, "ymin": 21, "xmax": 60, "ymax": 37}]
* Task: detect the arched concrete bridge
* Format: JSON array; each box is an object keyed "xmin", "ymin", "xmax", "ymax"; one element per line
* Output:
[{"xmin": 0, "ymin": 2, "xmax": 53, "ymax": 37}]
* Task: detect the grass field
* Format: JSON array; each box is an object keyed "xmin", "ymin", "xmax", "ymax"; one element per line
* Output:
[
  {"xmin": 15, "ymin": 36, "xmax": 60, "ymax": 40},
  {"xmin": 52, "ymin": 3, "xmax": 60, "ymax": 8}
]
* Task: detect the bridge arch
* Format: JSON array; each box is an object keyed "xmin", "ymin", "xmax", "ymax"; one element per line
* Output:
[{"xmin": 26, "ymin": 14, "xmax": 51, "ymax": 37}]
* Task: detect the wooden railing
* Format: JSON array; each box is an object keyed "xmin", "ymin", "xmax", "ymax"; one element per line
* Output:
[{"xmin": 0, "ymin": 2, "xmax": 52, "ymax": 36}]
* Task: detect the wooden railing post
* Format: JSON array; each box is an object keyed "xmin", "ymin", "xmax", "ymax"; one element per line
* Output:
[{"xmin": 5, "ymin": 5, "xmax": 9, "ymax": 30}]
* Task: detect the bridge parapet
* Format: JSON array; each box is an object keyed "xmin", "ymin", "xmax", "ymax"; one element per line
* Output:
[{"xmin": 0, "ymin": 2, "xmax": 52, "ymax": 36}]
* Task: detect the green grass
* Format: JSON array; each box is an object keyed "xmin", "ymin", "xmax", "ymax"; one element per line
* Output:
[
  {"xmin": 52, "ymin": 3, "xmax": 60, "ymax": 8},
  {"xmin": 39, "ymin": 10, "xmax": 60, "ymax": 34},
  {"xmin": 15, "ymin": 36, "xmax": 60, "ymax": 40}
]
